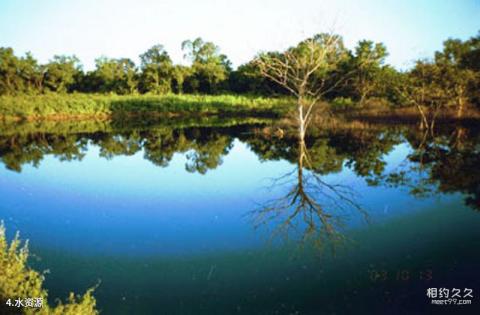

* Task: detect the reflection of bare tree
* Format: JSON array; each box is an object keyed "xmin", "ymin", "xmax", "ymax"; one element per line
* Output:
[{"xmin": 249, "ymin": 127, "xmax": 368, "ymax": 253}]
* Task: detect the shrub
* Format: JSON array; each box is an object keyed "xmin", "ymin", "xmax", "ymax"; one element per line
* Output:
[
  {"xmin": 330, "ymin": 97, "xmax": 356, "ymax": 110},
  {"xmin": 0, "ymin": 223, "xmax": 98, "ymax": 315},
  {"xmin": 0, "ymin": 94, "xmax": 295, "ymax": 119}
]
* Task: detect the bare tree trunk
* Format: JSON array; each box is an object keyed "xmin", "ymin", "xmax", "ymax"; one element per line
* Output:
[
  {"xmin": 454, "ymin": 126, "xmax": 465, "ymax": 149},
  {"xmin": 457, "ymin": 96, "xmax": 465, "ymax": 119},
  {"xmin": 359, "ymin": 88, "xmax": 369, "ymax": 105},
  {"xmin": 297, "ymin": 138, "xmax": 305, "ymax": 188},
  {"xmin": 298, "ymin": 101, "xmax": 306, "ymax": 141},
  {"xmin": 416, "ymin": 104, "xmax": 429, "ymax": 130}
]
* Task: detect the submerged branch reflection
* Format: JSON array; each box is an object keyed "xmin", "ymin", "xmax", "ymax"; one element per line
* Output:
[{"xmin": 249, "ymin": 128, "xmax": 369, "ymax": 253}]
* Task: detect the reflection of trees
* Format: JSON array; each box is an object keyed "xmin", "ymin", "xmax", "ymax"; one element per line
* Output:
[
  {"xmin": 247, "ymin": 122, "xmax": 480, "ymax": 253},
  {"xmin": 184, "ymin": 132, "xmax": 233, "ymax": 174},
  {"xmin": 0, "ymin": 123, "xmax": 414, "ymax": 179},
  {"xmin": 328, "ymin": 129, "xmax": 401, "ymax": 177},
  {"xmin": 248, "ymin": 126, "xmax": 369, "ymax": 253},
  {"xmin": 370, "ymin": 125, "xmax": 480, "ymax": 210},
  {"xmin": 0, "ymin": 133, "xmax": 87, "ymax": 172},
  {"xmin": 413, "ymin": 126, "xmax": 480, "ymax": 210},
  {"xmin": 0, "ymin": 127, "xmax": 234, "ymax": 174},
  {"xmin": 241, "ymin": 126, "xmax": 401, "ymax": 177},
  {"xmin": 92, "ymin": 132, "xmax": 142, "ymax": 159},
  {"xmin": 1, "ymin": 121, "xmax": 479, "ymax": 212},
  {"xmin": 142, "ymin": 128, "xmax": 233, "ymax": 173}
]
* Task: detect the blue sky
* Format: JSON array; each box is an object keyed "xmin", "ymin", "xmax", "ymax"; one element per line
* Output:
[{"xmin": 0, "ymin": 0, "xmax": 478, "ymax": 70}]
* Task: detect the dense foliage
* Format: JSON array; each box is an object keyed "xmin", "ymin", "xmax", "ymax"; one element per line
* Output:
[
  {"xmin": 0, "ymin": 223, "xmax": 98, "ymax": 314},
  {"xmin": 0, "ymin": 32, "xmax": 479, "ymax": 113},
  {"xmin": 0, "ymin": 94, "xmax": 293, "ymax": 119}
]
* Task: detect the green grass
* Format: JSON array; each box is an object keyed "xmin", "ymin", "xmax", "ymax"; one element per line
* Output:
[{"xmin": 0, "ymin": 93, "xmax": 295, "ymax": 120}]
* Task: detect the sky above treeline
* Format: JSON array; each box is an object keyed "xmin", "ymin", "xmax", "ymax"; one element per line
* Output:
[{"xmin": 0, "ymin": 0, "xmax": 479, "ymax": 71}]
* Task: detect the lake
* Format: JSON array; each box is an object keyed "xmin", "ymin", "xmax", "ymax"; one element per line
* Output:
[{"xmin": 0, "ymin": 118, "xmax": 479, "ymax": 314}]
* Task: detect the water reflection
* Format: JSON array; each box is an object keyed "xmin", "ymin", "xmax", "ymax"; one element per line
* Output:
[
  {"xmin": 368, "ymin": 125, "xmax": 480, "ymax": 211},
  {"xmin": 1, "ymin": 120, "xmax": 479, "ymax": 212},
  {"xmin": 248, "ymin": 135, "xmax": 368, "ymax": 253},
  {"xmin": 0, "ymin": 121, "xmax": 238, "ymax": 174},
  {"xmin": 1, "ymin": 118, "xmax": 479, "ymax": 313}
]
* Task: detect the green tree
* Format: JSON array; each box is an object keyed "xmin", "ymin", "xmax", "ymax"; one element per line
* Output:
[
  {"xmin": 0, "ymin": 48, "xmax": 44, "ymax": 94},
  {"xmin": 399, "ymin": 60, "xmax": 446, "ymax": 129},
  {"xmin": 461, "ymin": 32, "xmax": 480, "ymax": 71},
  {"xmin": 462, "ymin": 33, "xmax": 480, "ymax": 107},
  {"xmin": 229, "ymin": 59, "xmax": 288, "ymax": 95},
  {"xmin": 117, "ymin": 58, "xmax": 138, "ymax": 94},
  {"xmin": 0, "ymin": 47, "xmax": 19, "ymax": 94},
  {"xmin": 44, "ymin": 55, "xmax": 81, "ymax": 93},
  {"xmin": 23, "ymin": 53, "xmax": 46, "ymax": 93},
  {"xmin": 139, "ymin": 44, "xmax": 173, "ymax": 94},
  {"xmin": 350, "ymin": 40, "xmax": 388, "ymax": 104},
  {"xmin": 182, "ymin": 38, "xmax": 230, "ymax": 93},
  {"xmin": 91, "ymin": 57, "xmax": 138, "ymax": 94},
  {"xmin": 434, "ymin": 38, "xmax": 478, "ymax": 117},
  {"xmin": 171, "ymin": 65, "xmax": 192, "ymax": 94}
]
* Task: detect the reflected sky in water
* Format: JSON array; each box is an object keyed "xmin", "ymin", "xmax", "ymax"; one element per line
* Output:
[
  {"xmin": 0, "ymin": 121, "xmax": 479, "ymax": 314},
  {"xmin": 1, "ymin": 140, "xmax": 284, "ymax": 255},
  {"xmin": 0, "ymin": 132, "xmax": 465, "ymax": 256}
]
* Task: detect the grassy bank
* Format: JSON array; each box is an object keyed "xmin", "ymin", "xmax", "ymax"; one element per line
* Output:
[
  {"xmin": 0, "ymin": 93, "xmax": 294, "ymax": 120},
  {"xmin": 2, "ymin": 93, "xmax": 479, "ymax": 124}
]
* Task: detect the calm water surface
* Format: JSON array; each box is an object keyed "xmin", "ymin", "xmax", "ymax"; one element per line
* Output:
[{"xmin": 0, "ymin": 120, "xmax": 479, "ymax": 314}]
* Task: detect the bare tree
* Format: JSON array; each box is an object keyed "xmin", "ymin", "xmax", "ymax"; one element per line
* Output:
[
  {"xmin": 255, "ymin": 34, "xmax": 348, "ymax": 138},
  {"xmin": 394, "ymin": 61, "xmax": 445, "ymax": 131},
  {"xmin": 248, "ymin": 134, "xmax": 369, "ymax": 253},
  {"xmin": 252, "ymin": 33, "xmax": 372, "ymax": 252},
  {"xmin": 255, "ymin": 33, "xmax": 380, "ymax": 141}
]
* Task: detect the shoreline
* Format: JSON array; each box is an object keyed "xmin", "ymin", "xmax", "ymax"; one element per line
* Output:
[
  {"xmin": 1, "ymin": 93, "xmax": 479, "ymax": 124},
  {"xmin": 2, "ymin": 110, "xmax": 479, "ymax": 124}
]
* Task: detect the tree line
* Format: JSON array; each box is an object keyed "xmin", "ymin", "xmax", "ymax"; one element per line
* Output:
[
  {"xmin": 0, "ymin": 37, "xmax": 231, "ymax": 95},
  {"xmin": 1, "ymin": 32, "xmax": 479, "ymax": 109}
]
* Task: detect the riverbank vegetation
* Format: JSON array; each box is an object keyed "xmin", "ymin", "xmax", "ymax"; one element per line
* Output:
[
  {"xmin": 0, "ymin": 94, "xmax": 293, "ymax": 120},
  {"xmin": 0, "ymin": 223, "xmax": 98, "ymax": 314},
  {"xmin": 0, "ymin": 32, "xmax": 479, "ymax": 122}
]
